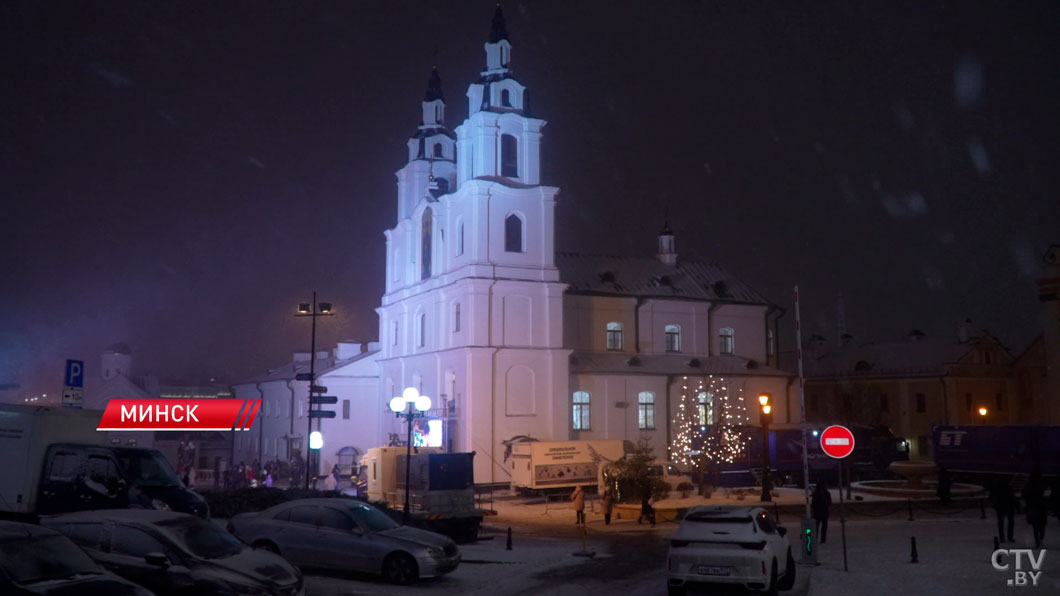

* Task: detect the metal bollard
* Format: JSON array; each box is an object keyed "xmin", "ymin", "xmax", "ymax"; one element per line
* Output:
[
  {"xmin": 910, "ymin": 536, "xmax": 919, "ymax": 563},
  {"xmin": 907, "ymin": 499, "xmax": 914, "ymax": 521},
  {"xmin": 506, "ymin": 527, "xmax": 513, "ymax": 551}
]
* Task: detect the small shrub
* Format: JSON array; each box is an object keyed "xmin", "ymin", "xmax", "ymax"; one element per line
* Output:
[{"xmin": 676, "ymin": 481, "xmax": 694, "ymax": 498}]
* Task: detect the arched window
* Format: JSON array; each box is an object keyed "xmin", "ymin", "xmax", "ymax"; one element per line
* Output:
[
  {"xmin": 457, "ymin": 221, "xmax": 465, "ymax": 256},
  {"xmin": 504, "ymin": 214, "xmax": 523, "ymax": 253},
  {"xmin": 606, "ymin": 322, "xmax": 623, "ymax": 350},
  {"xmin": 719, "ymin": 327, "xmax": 734, "ymax": 355},
  {"xmin": 665, "ymin": 324, "xmax": 681, "ymax": 352},
  {"xmin": 418, "ymin": 313, "xmax": 426, "ymax": 347},
  {"xmin": 336, "ymin": 447, "xmax": 359, "ymax": 475},
  {"xmin": 433, "ymin": 143, "xmax": 443, "ymax": 158},
  {"xmin": 572, "ymin": 391, "xmax": 591, "ymax": 430},
  {"xmin": 392, "ymin": 321, "xmax": 398, "ymax": 346},
  {"xmin": 453, "ymin": 302, "xmax": 461, "ymax": 333},
  {"xmin": 697, "ymin": 391, "xmax": 714, "ymax": 426},
  {"xmin": 501, "ymin": 134, "xmax": 518, "ymax": 177},
  {"xmin": 501, "ymin": 88, "xmax": 512, "ymax": 107},
  {"xmin": 421, "ymin": 208, "xmax": 432, "ymax": 280},
  {"xmin": 638, "ymin": 391, "xmax": 655, "ymax": 429}
]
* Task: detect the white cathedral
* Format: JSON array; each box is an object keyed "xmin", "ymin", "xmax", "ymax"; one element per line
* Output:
[{"xmin": 233, "ymin": 7, "xmax": 791, "ymax": 485}]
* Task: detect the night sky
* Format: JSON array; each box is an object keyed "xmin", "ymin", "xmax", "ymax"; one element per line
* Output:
[{"xmin": 3, "ymin": 1, "xmax": 1057, "ymax": 398}]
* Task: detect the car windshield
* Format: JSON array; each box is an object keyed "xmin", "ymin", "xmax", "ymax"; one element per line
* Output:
[
  {"xmin": 0, "ymin": 535, "xmax": 102, "ymax": 584},
  {"xmin": 119, "ymin": 451, "xmax": 183, "ymax": 488},
  {"xmin": 158, "ymin": 517, "xmax": 243, "ymax": 559},
  {"xmin": 346, "ymin": 503, "xmax": 399, "ymax": 531}
]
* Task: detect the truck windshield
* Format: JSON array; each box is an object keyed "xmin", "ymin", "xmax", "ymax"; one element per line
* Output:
[
  {"xmin": 119, "ymin": 452, "xmax": 182, "ymax": 487},
  {"xmin": 0, "ymin": 535, "xmax": 102, "ymax": 584}
]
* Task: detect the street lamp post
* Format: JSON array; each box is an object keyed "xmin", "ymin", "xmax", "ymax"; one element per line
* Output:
[
  {"xmin": 295, "ymin": 292, "xmax": 333, "ymax": 490},
  {"xmin": 389, "ymin": 387, "xmax": 432, "ymax": 525},
  {"xmin": 759, "ymin": 392, "xmax": 773, "ymax": 502}
]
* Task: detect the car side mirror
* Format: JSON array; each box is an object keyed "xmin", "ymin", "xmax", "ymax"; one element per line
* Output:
[
  {"xmin": 777, "ymin": 526, "xmax": 787, "ymax": 537},
  {"xmin": 145, "ymin": 552, "xmax": 170, "ymax": 567}
]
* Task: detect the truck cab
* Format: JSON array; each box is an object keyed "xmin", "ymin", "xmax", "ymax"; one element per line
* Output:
[{"xmin": 38, "ymin": 444, "xmax": 208, "ymax": 518}]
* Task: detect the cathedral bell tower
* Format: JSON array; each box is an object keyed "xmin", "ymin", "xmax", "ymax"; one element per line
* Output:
[
  {"xmin": 456, "ymin": 5, "xmax": 544, "ymax": 187},
  {"xmin": 395, "ymin": 68, "xmax": 456, "ymax": 222}
]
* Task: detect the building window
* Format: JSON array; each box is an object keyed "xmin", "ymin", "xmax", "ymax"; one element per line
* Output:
[
  {"xmin": 719, "ymin": 327, "xmax": 734, "ymax": 355},
  {"xmin": 915, "ymin": 393, "xmax": 926, "ymax": 413},
  {"xmin": 421, "ymin": 208, "xmax": 432, "ymax": 280},
  {"xmin": 880, "ymin": 393, "xmax": 889, "ymax": 413},
  {"xmin": 392, "ymin": 322, "xmax": 399, "ymax": 346},
  {"xmin": 500, "ymin": 88, "xmax": 512, "ymax": 107},
  {"xmin": 664, "ymin": 325, "xmax": 681, "ymax": 352},
  {"xmin": 697, "ymin": 391, "xmax": 714, "ymax": 426},
  {"xmin": 501, "ymin": 134, "xmax": 518, "ymax": 177},
  {"xmin": 418, "ymin": 313, "xmax": 426, "ymax": 347},
  {"xmin": 457, "ymin": 221, "xmax": 464, "ymax": 256},
  {"xmin": 342, "ymin": 399, "xmax": 350, "ymax": 420},
  {"xmin": 453, "ymin": 302, "xmax": 461, "ymax": 333},
  {"xmin": 504, "ymin": 214, "xmax": 523, "ymax": 253},
  {"xmin": 966, "ymin": 393, "xmax": 972, "ymax": 412},
  {"xmin": 767, "ymin": 328, "xmax": 776, "ymax": 357},
  {"xmin": 433, "ymin": 143, "xmax": 443, "ymax": 158},
  {"xmin": 606, "ymin": 322, "xmax": 623, "ymax": 350},
  {"xmin": 638, "ymin": 391, "xmax": 655, "ymax": 429},
  {"xmin": 572, "ymin": 391, "xmax": 591, "ymax": 430}
]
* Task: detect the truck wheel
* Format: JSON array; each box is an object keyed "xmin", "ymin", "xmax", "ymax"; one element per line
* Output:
[{"xmin": 383, "ymin": 552, "xmax": 418, "ymax": 585}]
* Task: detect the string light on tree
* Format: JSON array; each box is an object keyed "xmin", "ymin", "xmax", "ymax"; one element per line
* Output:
[{"xmin": 669, "ymin": 375, "xmax": 751, "ymax": 468}]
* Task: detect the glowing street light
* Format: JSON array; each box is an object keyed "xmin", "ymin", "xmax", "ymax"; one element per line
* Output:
[
  {"xmin": 294, "ymin": 291, "xmax": 335, "ymax": 490},
  {"xmin": 978, "ymin": 406, "xmax": 988, "ymax": 417},
  {"xmin": 390, "ymin": 387, "xmax": 432, "ymax": 524},
  {"xmin": 758, "ymin": 392, "xmax": 773, "ymax": 502}
]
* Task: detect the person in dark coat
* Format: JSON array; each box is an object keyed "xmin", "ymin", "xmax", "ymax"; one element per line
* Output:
[
  {"xmin": 989, "ymin": 476, "xmax": 1017, "ymax": 543},
  {"xmin": 936, "ymin": 466, "xmax": 952, "ymax": 505},
  {"xmin": 1023, "ymin": 471, "xmax": 1048, "ymax": 549},
  {"xmin": 811, "ymin": 480, "xmax": 832, "ymax": 544}
]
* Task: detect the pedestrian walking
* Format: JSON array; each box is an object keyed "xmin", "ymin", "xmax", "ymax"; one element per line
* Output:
[
  {"xmin": 1023, "ymin": 470, "xmax": 1048, "ymax": 548},
  {"xmin": 601, "ymin": 487, "xmax": 615, "ymax": 525},
  {"xmin": 324, "ymin": 471, "xmax": 337, "ymax": 492},
  {"xmin": 571, "ymin": 485, "xmax": 586, "ymax": 525},
  {"xmin": 638, "ymin": 488, "xmax": 655, "ymax": 527},
  {"xmin": 936, "ymin": 465, "xmax": 952, "ymax": 505},
  {"xmin": 989, "ymin": 476, "xmax": 1016, "ymax": 543},
  {"xmin": 811, "ymin": 480, "xmax": 832, "ymax": 544},
  {"xmin": 264, "ymin": 467, "xmax": 274, "ymax": 488}
]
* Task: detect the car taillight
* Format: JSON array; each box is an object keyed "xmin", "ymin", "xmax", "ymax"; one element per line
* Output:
[{"xmin": 739, "ymin": 541, "xmax": 767, "ymax": 550}]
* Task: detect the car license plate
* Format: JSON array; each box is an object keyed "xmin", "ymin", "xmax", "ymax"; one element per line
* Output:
[{"xmin": 698, "ymin": 565, "xmax": 730, "ymax": 576}]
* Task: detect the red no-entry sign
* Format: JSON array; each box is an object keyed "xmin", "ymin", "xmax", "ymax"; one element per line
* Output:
[{"xmin": 820, "ymin": 425, "xmax": 855, "ymax": 459}]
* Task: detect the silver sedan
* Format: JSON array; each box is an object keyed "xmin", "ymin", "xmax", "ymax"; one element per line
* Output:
[{"xmin": 227, "ymin": 498, "xmax": 460, "ymax": 585}]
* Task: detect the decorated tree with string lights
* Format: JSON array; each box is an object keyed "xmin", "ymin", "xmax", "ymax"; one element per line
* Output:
[{"xmin": 669, "ymin": 375, "xmax": 752, "ymax": 481}]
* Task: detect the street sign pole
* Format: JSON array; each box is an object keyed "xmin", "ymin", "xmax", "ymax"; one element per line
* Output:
[
  {"xmin": 838, "ymin": 459, "xmax": 848, "ymax": 572},
  {"xmin": 821, "ymin": 424, "xmax": 855, "ymax": 572}
]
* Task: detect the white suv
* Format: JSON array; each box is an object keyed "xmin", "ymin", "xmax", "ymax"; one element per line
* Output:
[{"xmin": 666, "ymin": 505, "xmax": 795, "ymax": 595}]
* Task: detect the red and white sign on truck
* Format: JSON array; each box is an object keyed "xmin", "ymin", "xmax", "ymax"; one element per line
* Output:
[{"xmin": 820, "ymin": 425, "xmax": 856, "ymax": 459}]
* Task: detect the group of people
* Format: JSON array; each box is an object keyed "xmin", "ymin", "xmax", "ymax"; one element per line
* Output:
[
  {"xmin": 569, "ymin": 485, "xmax": 648, "ymax": 527},
  {"xmin": 989, "ymin": 471, "xmax": 1060, "ymax": 549}
]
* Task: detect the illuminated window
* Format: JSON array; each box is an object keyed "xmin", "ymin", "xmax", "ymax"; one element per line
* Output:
[
  {"xmin": 501, "ymin": 134, "xmax": 518, "ymax": 177},
  {"xmin": 638, "ymin": 391, "xmax": 655, "ymax": 429},
  {"xmin": 421, "ymin": 208, "xmax": 432, "ymax": 280},
  {"xmin": 697, "ymin": 391, "xmax": 714, "ymax": 425},
  {"xmin": 665, "ymin": 324, "xmax": 681, "ymax": 352},
  {"xmin": 572, "ymin": 391, "xmax": 591, "ymax": 430},
  {"xmin": 606, "ymin": 322, "xmax": 623, "ymax": 350},
  {"xmin": 504, "ymin": 214, "xmax": 523, "ymax": 253},
  {"xmin": 719, "ymin": 327, "xmax": 734, "ymax": 355}
]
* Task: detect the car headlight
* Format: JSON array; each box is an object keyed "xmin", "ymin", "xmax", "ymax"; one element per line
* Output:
[
  {"xmin": 427, "ymin": 546, "xmax": 444, "ymax": 559},
  {"xmin": 150, "ymin": 498, "xmax": 171, "ymax": 511}
]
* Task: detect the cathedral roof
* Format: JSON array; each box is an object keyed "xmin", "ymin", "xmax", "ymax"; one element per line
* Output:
[{"xmin": 555, "ymin": 252, "xmax": 775, "ymax": 306}]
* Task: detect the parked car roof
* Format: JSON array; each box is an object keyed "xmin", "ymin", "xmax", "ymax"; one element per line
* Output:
[
  {"xmin": 0, "ymin": 521, "xmax": 60, "ymax": 541},
  {"xmin": 43, "ymin": 508, "xmax": 190, "ymax": 524}
]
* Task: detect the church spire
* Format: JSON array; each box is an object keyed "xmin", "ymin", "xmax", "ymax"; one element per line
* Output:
[
  {"xmin": 420, "ymin": 67, "xmax": 446, "ymax": 128},
  {"xmin": 488, "ymin": 5, "xmax": 509, "ymax": 43},
  {"xmin": 424, "ymin": 67, "xmax": 444, "ymax": 103}
]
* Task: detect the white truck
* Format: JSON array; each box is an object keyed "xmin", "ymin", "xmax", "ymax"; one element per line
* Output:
[
  {"xmin": 0, "ymin": 403, "xmax": 208, "ymax": 519},
  {"xmin": 509, "ymin": 439, "xmax": 627, "ymax": 492}
]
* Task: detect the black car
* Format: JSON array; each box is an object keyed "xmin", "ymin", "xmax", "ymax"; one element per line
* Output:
[
  {"xmin": 41, "ymin": 510, "xmax": 304, "ymax": 596},
  {"xmin": 0, "ymin": 521, "xmax": 153, "ymax": 595}
]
